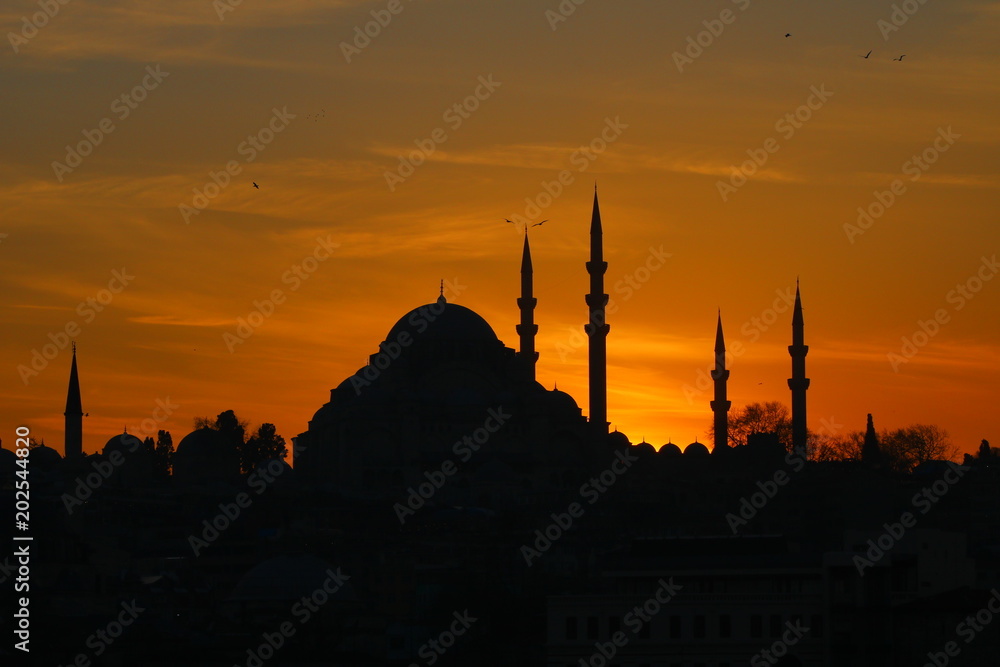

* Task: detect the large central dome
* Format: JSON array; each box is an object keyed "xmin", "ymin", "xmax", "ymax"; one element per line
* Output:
[{"xmin": 383, "ymin": 295, "xmax": 499, "ymax": 344}]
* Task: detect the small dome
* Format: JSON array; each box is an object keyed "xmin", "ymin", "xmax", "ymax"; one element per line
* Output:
[
  {"xmin": 29, "ymin": 444, "xmax": 62, "ymax": 466},
  {"xmin": 608, "ymin": 430, "xmax": 631, "ymax": 448},
  {"xmin": 684, "ymin": 442, "xmax": 710, "ymax": 457},
  {"xmin": 176, "ymin": 427, "xmax": 228, "ymax": 456},
  {"xmin": 103, "ymin": 432, "xmax": 145, "ymax": 455},
  {"xmin": 659, "ymin": 443, "xmax": 682, "ymax": 457},
  {"xmin": 634, "ymin": 441, "xmax": 656, "ymax": 457},
  {"xmin": 547, "ymin": 388, "xmax": 581, "ymax": 414},
  {"xmin": 383, "ymin": 298, "xmax": 498, "ymax": 345}
]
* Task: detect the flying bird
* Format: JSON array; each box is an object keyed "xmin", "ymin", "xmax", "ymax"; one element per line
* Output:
[
  {"xmin": 504, "ymin": 218, "xmax": 514, "ymax": 223},
  {"xmin": 861, "ymin": 49, "xmax": 872, "ymax": 59},
  {"xmin": 253, "ymin": 182, "xmax": 259, "ymax": 189},
  {"xmin": 893, "ymin": 54, "xmax": 906, "ymax": 61},
  {"xmin": 785, "ymin": 33, "xmax": 791, "ymax": 38},
  {"xmin": 531, "ymin": 219, "xmax": 548, "ymax": 227}
]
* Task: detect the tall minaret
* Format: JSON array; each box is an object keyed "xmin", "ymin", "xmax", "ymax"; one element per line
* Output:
[
  {"xmin": 585, "ymin": 188, "xmax": 609, "ymax": 432},
  {"xmin": 64, "ymin": 343, "xmax": 83, "ymax": 458},
  {"xmin": 710, "ymin": 311, "xmax": 732, "ymax": 450},
  {"xmin": 516, "ymin": 230, "xmax": 538, "ymax": 381},
  {"xmin": 788, "ymin": 281, "xmax": 809, "ymax": 456}
]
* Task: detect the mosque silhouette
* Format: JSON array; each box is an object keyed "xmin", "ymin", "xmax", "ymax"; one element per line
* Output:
[{"xmin": 8, "ymin": 192, "xmax": 1000, "ymax": 667}]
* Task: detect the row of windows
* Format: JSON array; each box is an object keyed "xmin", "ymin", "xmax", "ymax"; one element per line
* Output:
[{"xmin": 564, "ymin": 613, "xmax": 824, "ymax": 641}]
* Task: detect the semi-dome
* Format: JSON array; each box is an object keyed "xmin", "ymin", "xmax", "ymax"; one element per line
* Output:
[{"xmin": 383, "ymin": 296, "xmax": 498, "ymax": 345}]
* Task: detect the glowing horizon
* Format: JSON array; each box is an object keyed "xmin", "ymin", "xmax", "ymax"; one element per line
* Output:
[{"xmin": 1, "ymin": 0, "xmax": 997, "ymax": 459}]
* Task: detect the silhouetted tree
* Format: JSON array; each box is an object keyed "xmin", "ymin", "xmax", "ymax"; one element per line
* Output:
[
  {"xmin": 194, "ymin": 411, "xmax": 284, "ymax": 475},
  {"xmin": 979, "ymin": 439, "xmax": 993, "ymax": 460},
  {"xmin": 812, "ymin": 423, "xmax": 956, "ymax": 473},
  {"xmin": 813, "ymin": 431, "xmax": 864, "ymax": 463},
  {"xmin": 710, "ymin": 401, "xmax": 792, "ymax": 449},
  {"xmin": 881, "ymin": 424, "xmax": 957, "ymax": 473},
  {"xmin": 243, "ymin": 423, "xmax": 288, "ymax": 473},
  {"xmin": 152, "ymin": 429, "xmax": 173, "ymax": 479}
]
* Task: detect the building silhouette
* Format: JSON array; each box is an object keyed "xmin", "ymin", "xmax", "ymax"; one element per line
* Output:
[{"xmin": 13, "ymin": 192, "xmax": 1000, "ymax": 666}]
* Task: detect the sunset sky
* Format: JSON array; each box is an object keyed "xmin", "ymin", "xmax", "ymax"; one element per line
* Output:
[{"xmin": 1, "ymin": 0, "xmax": 997, "ymax": 459}]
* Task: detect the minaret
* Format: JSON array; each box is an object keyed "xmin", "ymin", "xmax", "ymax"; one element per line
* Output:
[
  {"xmin": 585, "ymin": 188, "xmax": 609, "ymax": 432},
  {"xmin": 64, "ymin": 343, "xmax": 83, "ymax": 458},
  {"xmin": 710, "ymin": 311, "xmax": 731, "ymax": 450},
  {"xmin": 788, "ymin": 281, "xmax": 809, "ymax": 456},
  {"xmin": 862, "ymin": 414, "xmax": 883, "ymax": 468},
  {"xmin": 516, "ymin": 230, "xmax": 538, "ymax": 381}
]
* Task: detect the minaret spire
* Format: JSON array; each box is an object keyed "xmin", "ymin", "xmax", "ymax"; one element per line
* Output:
[
  {"xmin": 64, "ymin": 342, "xmax": 83, "ymax": 458},
  {"xmin": 788, "ymin": 281, "xmax": 809, "ymax": 456},
  {"xmin": 862, "ymin": 413, "xmax": 883, "ymax": 468},
  {"xmin": 585, "ymin": 189, "xmax": 609, "ymax": 433},
  {"xmin": 710, "ymin": 310, "xmax": 731, "ymax": 450},
  {"xmin": 516, "ymin": 229, "xmax": 539, "ymax": 381}
]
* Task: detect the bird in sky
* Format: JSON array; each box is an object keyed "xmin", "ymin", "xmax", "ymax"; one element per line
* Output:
[
  {"xmin": 531, "ymin": 220, "xmax": 548, "ymax": 227},
  {"xmin": 504, "ymin": 218, "xmax": 514, "ymax": 223},
  {"xmin": 785, "ymin": 33, "xmax": 791, "ymax": 38},
  {"xmin": 861, "ymin": 49, "xmax": 872, "ymax": 59},
  {"xmin": 893, "ymin": 54, "xmax": 906, "ymax": 61},
  {"xmin": 253, "ymin": 182, "xmax": 259, "ymax": 189}
]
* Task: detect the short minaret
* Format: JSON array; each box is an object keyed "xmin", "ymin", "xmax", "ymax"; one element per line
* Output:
[
  {"xmin": 585, "ymin": 188, "xmax": 609, "ymax": 433},
  {"xmin": 710, "ymin": 311, "xmax": 732, "ymax": 450},
  {"xmin": 64, "ymin": 343, "xmax": 83, "ymax": 458},
  {"xmin": 787, "ymin": 281, "xmax": 809, "ymax": 456},
  {"xmin": 516, "ymin": 230, "xmax": 539, "ymax": 381}
]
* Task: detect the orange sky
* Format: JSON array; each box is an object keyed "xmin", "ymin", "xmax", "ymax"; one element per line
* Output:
[{"xmin": 1, "ymin": 0, "xmax": 997, "ymax": 459}]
